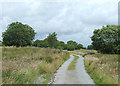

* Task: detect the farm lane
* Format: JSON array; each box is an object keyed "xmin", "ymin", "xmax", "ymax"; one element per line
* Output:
[{"xmin": 51, "ymin": 54, "xmax": 95, "ymax": 84}]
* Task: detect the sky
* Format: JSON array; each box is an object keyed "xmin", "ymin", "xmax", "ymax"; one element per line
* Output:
[{"xmin": 0, "ymin": 0, "xmax": 119, "ymax": 47}]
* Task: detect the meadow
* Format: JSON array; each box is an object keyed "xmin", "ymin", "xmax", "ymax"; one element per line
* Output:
[
  {"xmin": 2, "ymin": 47, "xmax": 70, "ymax": 84},
  {"xmin": 72, "ymin": 50, "xmax": 119, "ymax": 84}
]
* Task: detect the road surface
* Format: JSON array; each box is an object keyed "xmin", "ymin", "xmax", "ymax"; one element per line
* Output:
[{"xmin": 51, "ymin": 54, "xmax": 95, "ymax": 84}]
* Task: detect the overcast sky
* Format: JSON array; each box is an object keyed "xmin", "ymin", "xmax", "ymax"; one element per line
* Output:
[{"xmin": 0, "ymin": 0, "xmax": 119, "ymax": 47}]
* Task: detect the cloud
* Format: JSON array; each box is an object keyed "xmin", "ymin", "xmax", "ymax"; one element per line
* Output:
[{"xmin": 0, "ymin": 0, "xmax": 118, "ymax": 47}]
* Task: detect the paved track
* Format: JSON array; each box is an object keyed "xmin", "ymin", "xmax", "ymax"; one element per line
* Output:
[{"xmin": 53, "ymin": 54, "xmax": 95, "ymax": 84}]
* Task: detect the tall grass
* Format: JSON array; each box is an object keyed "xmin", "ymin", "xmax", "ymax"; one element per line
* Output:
[
  {"xmin": 2, "ymin": 47, "xmax": 70, "ymax": 84},
  {"xmin": 84, "ymin": 54, "xmax": 118, "ymax": 84},
  {"xmin": 0, "ymin": 42, "xmax": 2, "ymax": 46},
  {"xmin": 72, "ymin": 50, "xmax": 118, "ymax": 84},
  {"xmin": 0, "ymin": 47, "xmax": 2, "ymax": 85}
]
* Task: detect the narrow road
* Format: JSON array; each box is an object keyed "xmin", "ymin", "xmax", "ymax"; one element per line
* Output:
[{"xmin": 52, "ymin": 54, "xmax": 95, "ymax": 84}]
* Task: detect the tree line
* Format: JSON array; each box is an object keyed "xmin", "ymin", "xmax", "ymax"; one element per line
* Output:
[
  {"xmin": 32, "ymin": 32, "xmax": 84, "ymax": 51},
  {"xmin": 2, "ymin": 22, "xmax": 84, "ymax": 51},
  {"xmin": 2, "ymin": 22, "xmax": 120, "ymax": 53}
]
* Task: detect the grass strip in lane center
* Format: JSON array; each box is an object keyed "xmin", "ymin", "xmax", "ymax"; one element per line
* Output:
[{"xmin": 68, "ymin": 55, "xmax": 79, "ymax": 70}]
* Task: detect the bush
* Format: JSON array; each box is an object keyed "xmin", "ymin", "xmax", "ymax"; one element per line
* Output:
[{"xmin": 67, "ymin": 44, "xmax": 75, "ymax": 51}]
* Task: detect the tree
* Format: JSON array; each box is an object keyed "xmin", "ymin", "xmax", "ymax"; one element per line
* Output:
[
  {"xmin": 67, "ymin": 44, "xmax": 75, "ymax": 51},
  {"xmin": 76, "ymin": 44, "xmax": 83, "ymax": 50},
  {"xmin": 2, "ymin": 22, "xmax": 35, "ymax": 47},
  {"xmin": 33, "ymin": 39, "xmax": 48, "ymax": 48},
  {"xmin": 87, "ymin": 45, "xmax": 93, "ymax": 50},
  {"xmin": 59, "ymin": 41, "xmax": 65, "ymax": 46},
  {"xmin": 91, "ymin": 25, "xmax": 120, "ymax": 54},
  {"xmin": 56, "ymin": 41, "xmax": 65, "ymax": 49},
  {"xmin": 46, "ymin": 32, "xmax": 57, "ymax": 48},
  {"xmin": 67, "ymin": 40, "xmax": 78, "ymax": 49},
  {"xmin": 82, "ymin": 47, "xmax": 86, "ymax": 49},
  {"xmin": 32, "ymin": 40, "xmax": 40, "ymax": 47},
  {"xmin": 63, "ymin": 44, "xmax": 68, "ymax": 50}
]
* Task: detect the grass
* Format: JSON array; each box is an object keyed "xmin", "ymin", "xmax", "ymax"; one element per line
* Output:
[
  {"xmin": 68, "ymin": 55, "xmax": 79, "ymax": 70},
  {"xmin": 69, "ymin": 50, "xmax": 97, "ymax": 57},
  {"xmin": 84, "ymin": 54, "xmax": 118, "ymax": 84},
  {"xmin": 0, "ymin": 42, "xmax": 2, "ymax": 46},
  {"xmin": 2, "ymin": 47, "xmax": 70, "ymax": 84},
  {"xmin": 0, "ymin": 47, "xmax": 1, "ymax": 85},
  {"xmin": 73, "ymin": 49, "xmax": 118, "ymax": 84}
]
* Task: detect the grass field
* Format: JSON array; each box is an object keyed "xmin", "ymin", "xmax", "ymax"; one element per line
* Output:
[
  {"xmin": 73, "ymin": 50, "xmax": 119, "ymax": 84},
  {"xmin": 0, "ymin": 42, "xmax": 2, "ymax": 46},
  {"xmin": 2, "ymin": 47, "xmax": 70, "ymax": 84},
  {"xmin": 0, "ymin": 47, "xmax": 2, "ymax": 85}
]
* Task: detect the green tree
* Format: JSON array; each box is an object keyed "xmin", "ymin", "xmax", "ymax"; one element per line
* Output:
[
  {"xmin": 91, "ymin": 25, "xmax": 120, "ymax": 54},
  {"xmin": 87, "ymin": 45, "xmax": 93, "ymax": 50},
  {"xmin": 56, "ymin": 41, "xmax": 65, "ymax": 49},
  {"xmin": 67, "ymin": 40, "xmax": 77, "ymax": 49},
  {"xmin": 67, "ymin": 44, "xmax": 75, "ymax": 51},
  {"xmin": 63, "ymin": 44, "xmax": 68, "ymax": 50},
  {"xmin": 32, "ymin": 40, "xmax": 40, "ymax": 47},
  {"xmin": 46, "ymin": 32, "xmax": 57, "ymax": 48},
  {"xmin": 82, "ymin": 47, "xmax": 86, "ymax": 49},
  {"xmin": 33, "ymin": 40, "xmax": 48, "ymax": 48},
  {"xmin": 59, "ymin": 41, "xmax": 65, "ymax": 46},
  {"xmin": 2, "ymin": 22, "xmax": 35, "ymax": 47},
  {"xmin": 76, "ymin": 44, "xmax": 83, "ymax": 50}
]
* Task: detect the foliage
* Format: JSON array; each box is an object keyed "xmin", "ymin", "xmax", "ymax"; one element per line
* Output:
[
  {"xmin": 76, "ymin": 44, "xmax": 83, "ymax": 50},
  {"xmin": 33, "ymin": 40, "xmax": 48, "ymax": 48},
  {"xmin": 67, "ymin": 44, "xmax": 75, "ymax": 51},
  {"xmin": 87, "ymin": 45, "xmax": 93, "ymax": 50},
  {"xmin": 33, "ymin": 37, "xmax": 83, "ymax": 51},
  {"xmin": 91, "ymin": 25, "xmax": 120, "ymax": 54},
  {"xmin": 46, "ymin": 32, "xmax": 57, "ymax": 48},
  {"xmin": 67, "ymin": 40, "xmax": 77, "ymax": 49},
  {"xmin": 2, "ymin": 22, "xmax": 35, "ymax": 47},
  {"xmin": 82, "ymin": 47, "xmax": 86, "ymax": 49},
  {"xmin": 2, "ymin": 21, "xmax": 84, "ymax": 50},
  {"xmin": 57, "ymin": 41, "xmax": 65, "ymax": 49}
]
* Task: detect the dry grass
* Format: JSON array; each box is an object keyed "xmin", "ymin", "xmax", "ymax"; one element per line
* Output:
[
  {"xmin": 84, "ymin": 54, "xmax": 118, "ymax": 84},
  {"xmin": 0, "ymin": 47, "xmax": 2, "ymax": 85},
  {"xmin": 69, "ymin": 50, "xmax": 97, "ymax": 57},
  {"xmin": 2, "ymin": 47, "xmax": 70, "ymax": 84},
  {"xmin": 72, "ymin": 50, "xmax": 118, "ymax": 84},
  {"xmin": 73, "ymin": 49, "xmax": 97, "ymax": 54},
  {"xmin": 0, "ymin": 42, "xmax": 2, "ymax": 46}
]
